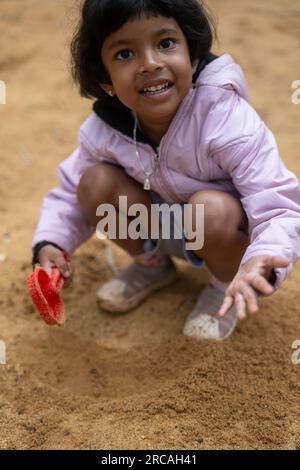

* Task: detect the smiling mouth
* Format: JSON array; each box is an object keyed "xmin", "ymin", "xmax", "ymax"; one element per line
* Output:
[{"xmin": 140, "ymin": 82, "xmax": 173, "ymax": 95}]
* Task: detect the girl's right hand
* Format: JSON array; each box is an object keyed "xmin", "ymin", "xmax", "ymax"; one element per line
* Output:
[{"xmin": 38, "ymin": 245, "xmax": 74, "ymax": 288}]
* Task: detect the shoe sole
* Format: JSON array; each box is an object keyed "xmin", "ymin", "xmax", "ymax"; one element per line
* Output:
[{"xmin": 97, "ymin": 270, "xmax": 179, "ymax": 313}]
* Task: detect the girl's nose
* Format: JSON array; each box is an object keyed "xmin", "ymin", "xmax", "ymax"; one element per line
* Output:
[{"xmin": 138, "ymin": 50, "xmax": 163, "ymax": 74}]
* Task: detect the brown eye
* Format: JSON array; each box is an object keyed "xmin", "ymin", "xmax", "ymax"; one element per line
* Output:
[
  {"xmin": 116, "ymin": 49, "xmax": 134, "ymax": 60},
  {"xmin": 160, "ymin": 39, "xmax": 176, "ymax": 49}
]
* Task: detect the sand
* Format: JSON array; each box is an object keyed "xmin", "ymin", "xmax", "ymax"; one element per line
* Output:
[{"xmin": 0, "ymin": 0, "xmax": 300, "ymax": 450}]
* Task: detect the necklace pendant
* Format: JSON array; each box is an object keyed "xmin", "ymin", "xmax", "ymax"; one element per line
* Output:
[{"xmin": 144, "ymin": 177, "xmax": 151, "ymax": 190}]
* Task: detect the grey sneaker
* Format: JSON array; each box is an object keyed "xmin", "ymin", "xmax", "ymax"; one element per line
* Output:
[
  {"xmin": 183, "ymin": 284, "xmax": 237, "ymax": 340},
  {"xmin": 97, "ymin": 257, "xmax": 178, "ymax": 313}
]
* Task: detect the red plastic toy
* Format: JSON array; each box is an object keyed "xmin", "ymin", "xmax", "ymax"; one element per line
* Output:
[{"xmin": 27, "ymin": 267, "xmax": 66, "ymax": 326}]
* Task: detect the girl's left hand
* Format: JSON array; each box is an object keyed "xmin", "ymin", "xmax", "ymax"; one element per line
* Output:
[{"xmin": 218, "ymin": 255, "xmax": 290, "ymax": 320}]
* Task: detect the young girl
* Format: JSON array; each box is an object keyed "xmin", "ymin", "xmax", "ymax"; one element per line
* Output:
[{"xmin": 32, "ymin": 0, "xmax": 300, "ymax": 340}]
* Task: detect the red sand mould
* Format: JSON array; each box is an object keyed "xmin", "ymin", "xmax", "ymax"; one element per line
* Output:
[{"xmin": 27, "ymin": 267, "xmax": 66, "ymax": 326}]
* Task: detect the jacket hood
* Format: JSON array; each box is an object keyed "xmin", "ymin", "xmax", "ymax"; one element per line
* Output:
[{"xmin": 197, "ymin": 54, "xmax": 250, "ymax": 102}]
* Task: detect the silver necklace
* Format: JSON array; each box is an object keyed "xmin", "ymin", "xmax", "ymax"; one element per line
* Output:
[{"xmin": 133, "ymin": 115, "xmax": 160, "ymax": 190}]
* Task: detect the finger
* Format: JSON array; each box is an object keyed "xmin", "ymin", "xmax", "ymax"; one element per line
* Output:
[
  {"xmin": 218, "ymin": 296, "xmax": 234, "ymax": 317},
  {"xmin": 235, "ymin": 293, "xmax": 247, "ymax": 321},
  {"xmin": 251, "ymin": 275, "xmax": 274, "ymax": 296},
  {"xmin": 63, "ymin": 272, "xmax": 74, "ymax": 289},
  {"xmin": 42, "ymin": 265, "xmax": 54, "ymax": 276},
  {"xmin": 267, "ymin": 256, "xmax": 290, "ymax": 269},
  {"xmin": 38, "ymin": 259, "xmax": 56, "ymax": 276},
  {"xmin": 239, "ymin": 283, "xmax": 259, "ymax": 314},
  {"xmin": 53, "ymin": 254, "xmax": 72, "ymax": 279},
  {"xmin": 63, "ymin": 265, "xmax": 74, "ymax": 288}
]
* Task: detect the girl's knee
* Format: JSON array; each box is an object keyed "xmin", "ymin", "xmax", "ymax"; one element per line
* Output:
[
  {"xmin": 188, "ymin": 190, "xmax": 248, "ymax": 237},
  {"xmin": 77, "ymin": 163, "xmax": 151, "ymax": 224},
  {"xmin": 77, "ymin": 163, "xmax": 118, "ymax": 220},
  {"xmin": 77, "ymin": 163, "xmax": 121, "ymax": 207}
]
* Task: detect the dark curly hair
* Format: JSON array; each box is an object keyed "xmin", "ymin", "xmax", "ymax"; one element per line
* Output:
[{"xmin": 71, "ymin": 0, "xmax": 216, "ymax": 104}]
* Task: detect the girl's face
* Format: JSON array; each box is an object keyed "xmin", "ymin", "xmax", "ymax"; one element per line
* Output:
[{"xmin": 100, "ymin": 15, "xmax": 198, "ymax": 143}]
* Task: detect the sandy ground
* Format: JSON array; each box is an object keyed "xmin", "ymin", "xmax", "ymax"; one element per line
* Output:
[{"xmin": 0, "ymin": 0, "xmax": 300, "ymax": 450}]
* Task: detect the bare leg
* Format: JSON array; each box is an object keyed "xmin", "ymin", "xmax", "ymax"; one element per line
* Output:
[
  {"xmin": 77, "ymin": 163, "xmax": 178, "ymax": 312},
  {"xmin": 183, "ymin": 190, "xmax": 250, "ymax": 340},
  {"xmin": 188, "ymin": 190, "xmax": 250, "ymax": 283},
  {"xmin": 77, "ymin": 163, "xmax": 153, "ymax": 256}
]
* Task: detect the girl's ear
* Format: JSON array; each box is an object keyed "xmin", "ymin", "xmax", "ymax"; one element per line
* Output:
[{"xmin": 100, "ymin": 83, "xmax": 115, "ymax": 97}]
